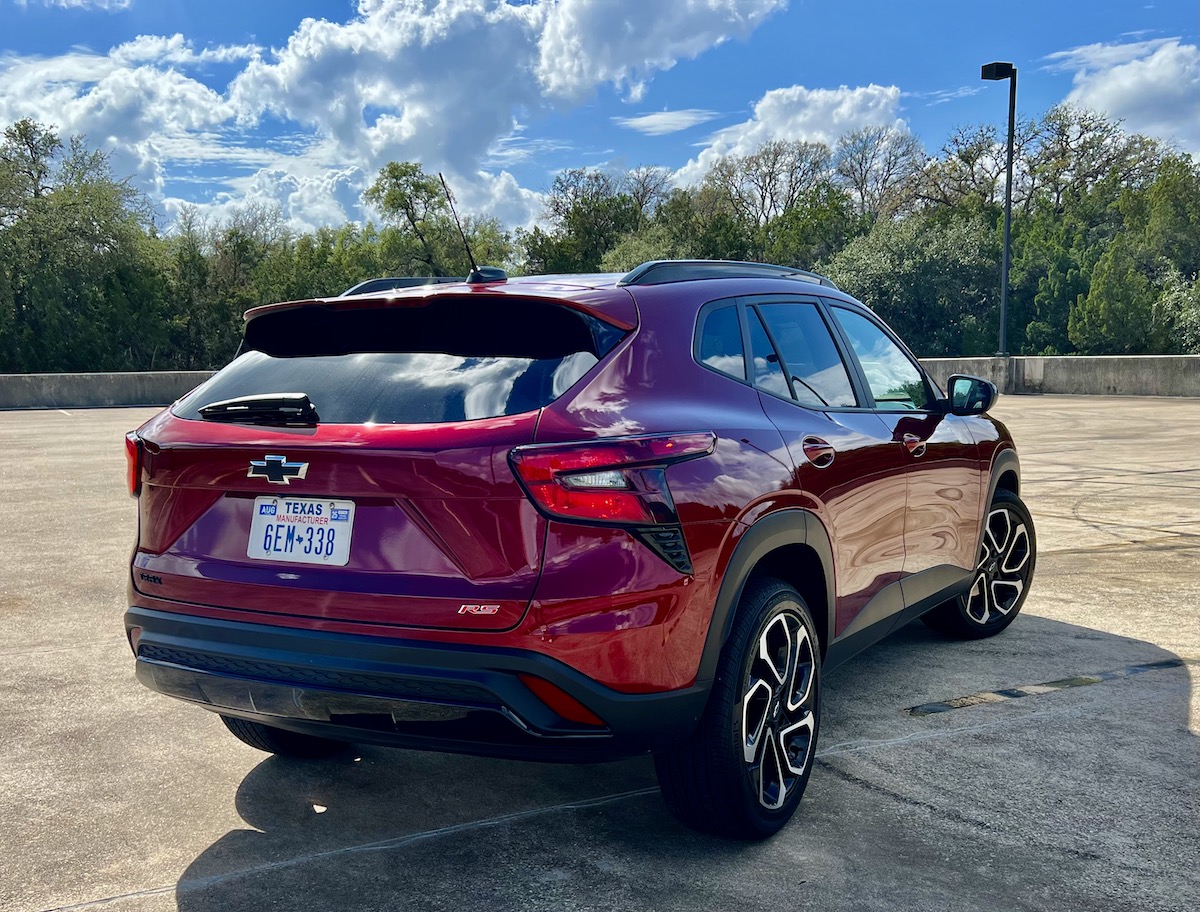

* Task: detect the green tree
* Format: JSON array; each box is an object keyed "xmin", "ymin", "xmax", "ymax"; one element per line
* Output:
[
  {"xmin": 1068, "ymin": 234, "xmax": 1158, "ymax": 354},
  {"xmin": 821, "ymin": 212, "xmax": 999, "ymax": 356}
]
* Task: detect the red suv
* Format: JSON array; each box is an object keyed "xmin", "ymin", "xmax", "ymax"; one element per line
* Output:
[{"xmin": 125, "ymin": 260, "xmax": 1035, "ymax": 838}]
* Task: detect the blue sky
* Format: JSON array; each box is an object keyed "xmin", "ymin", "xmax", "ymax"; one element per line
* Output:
[{"xmin": 1, "ymin": 0, "xmax": 1197, "ymax": 231}]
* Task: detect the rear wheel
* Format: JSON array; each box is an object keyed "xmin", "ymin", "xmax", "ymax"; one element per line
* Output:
[
  {"xmin": 655, "ymin": 578, "xmax": 820, "ymax": 839},
  {"xmin": 220, "ymin": 715, "xmax": 346, "ymax": 758},
  {"xmin": 922, "ymin": 488, "xmax": 1036, "ymax": 639}
]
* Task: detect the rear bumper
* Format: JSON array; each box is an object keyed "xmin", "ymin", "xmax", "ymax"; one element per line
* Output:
[{"xmin": 126, "ymin": 606, "xmax": 708, "ymax": 762}]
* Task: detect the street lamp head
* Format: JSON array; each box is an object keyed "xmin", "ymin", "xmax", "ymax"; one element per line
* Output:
[{"xmin": 981, "ymin": 61, "xmax": 1016, "ymax": 80}]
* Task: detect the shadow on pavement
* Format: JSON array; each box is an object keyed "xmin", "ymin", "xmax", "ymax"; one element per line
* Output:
[{"xmin": 173, "ymin": 615, "xmax": 1197, "ymax": 912}]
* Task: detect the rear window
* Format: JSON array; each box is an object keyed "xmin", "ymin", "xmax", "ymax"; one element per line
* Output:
[{"xmin": 176, "ymin": 297, "xmax": 626, "ymax": 425}]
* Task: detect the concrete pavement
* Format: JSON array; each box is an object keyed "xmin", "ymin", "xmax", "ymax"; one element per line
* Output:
[{"xmin": 1, "ymin": 396, "xmax": 1197, "ymax": 911}]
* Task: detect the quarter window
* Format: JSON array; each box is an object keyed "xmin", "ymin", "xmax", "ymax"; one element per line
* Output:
[
  {"xmin": 696, "ymin": 304, "xmax": 746, "ymax": 380},
  {"xmin": 755, "ymin": 302, "xmax": 857, "ymax": 408},
  {"xmin": 831, "ymin": 307, "xmax": 930, "ymax": 410}
]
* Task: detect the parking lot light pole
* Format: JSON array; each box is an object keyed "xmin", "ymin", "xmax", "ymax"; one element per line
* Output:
[{"xmin": 982, "ymin": 61, "xmax": 1016, "ymax": 357}]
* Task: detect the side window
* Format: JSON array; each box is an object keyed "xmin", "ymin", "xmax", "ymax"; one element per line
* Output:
[
  {"xmin": 747, "ymin": 308, "xmax": 790, "ymax": 399},
  {"xmin": 755, "ymin": 302, "xmax": 857, "ymax": 408},
  {"xmin": 831, "ymin": 307, "xmax": 931, "ymax": 410},
  {"xmin": 696, "ymin": 304, "xmax": 746, "ymax": 380}
]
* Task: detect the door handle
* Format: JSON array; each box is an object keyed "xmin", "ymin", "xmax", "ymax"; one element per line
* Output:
[
  {"xmin": 903, "ymin": 433, "xmax": 927, "ymax": 457},
  {"xmin": 801, "ymin": 436, "xmax": 835, "ymax": 469}
]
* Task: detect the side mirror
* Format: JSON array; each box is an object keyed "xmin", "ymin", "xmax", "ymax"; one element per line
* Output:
[{"xmin": 947, "ymin": 374, "xmax": 997, "ymax": 415}]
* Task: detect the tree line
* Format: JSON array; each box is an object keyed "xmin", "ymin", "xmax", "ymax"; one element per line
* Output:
[{"xmin": 1, "ymin": 107, "xmax": 1197, "ymax": 373}]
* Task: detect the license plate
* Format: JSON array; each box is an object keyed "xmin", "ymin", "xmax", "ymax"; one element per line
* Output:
[{"xmin": 247, "ymin": 496, "xmax": 355, "ymax": 567}]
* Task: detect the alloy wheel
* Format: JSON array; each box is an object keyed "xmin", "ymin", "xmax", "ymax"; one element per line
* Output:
[
  {"xmin": 965, "ymin": 505, "xmax": 1032, "ymax": 625},
  {"xmin": 741, "ymin": 608, "xmax": 816, "ymax": 810}
]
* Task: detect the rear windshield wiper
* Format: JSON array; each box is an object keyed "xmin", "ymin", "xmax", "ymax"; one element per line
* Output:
[{"xmin": 197, "ymin": 392, "xmax": 320, "ymax": 426}]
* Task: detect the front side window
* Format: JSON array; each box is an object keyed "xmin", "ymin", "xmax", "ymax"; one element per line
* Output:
[
  {"xmin": 755, "ymin": 301, "xmax": 857, "ymax": 408},
  {"xmin": 831, "ymin": 307, "xmax": 930, "ymax": 410}
]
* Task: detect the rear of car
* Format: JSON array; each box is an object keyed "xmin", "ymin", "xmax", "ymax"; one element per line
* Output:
[{"xmin": 125, "ymin": 281, "xmax": 716, "ymax": 760}]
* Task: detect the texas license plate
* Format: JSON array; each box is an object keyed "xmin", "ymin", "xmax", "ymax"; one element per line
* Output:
[{"xmin": 247, "ymin": 496, "xmax": 355, "ymax": 566}]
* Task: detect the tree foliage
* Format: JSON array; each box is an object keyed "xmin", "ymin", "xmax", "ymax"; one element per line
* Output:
[{"xmin": 1, "ymin": 106, "xmax": 1197, "ymax": 372}]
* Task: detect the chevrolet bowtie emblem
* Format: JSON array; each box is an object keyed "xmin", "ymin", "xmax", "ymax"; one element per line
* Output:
[{"xmin": 248, "ymin": 455, "xmax": 309, "ymax": 485}]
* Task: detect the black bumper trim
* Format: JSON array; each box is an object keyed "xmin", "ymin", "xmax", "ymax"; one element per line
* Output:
[{"xmin": 126, "ymin": 606, "xmax": 709, "ymax": 762}]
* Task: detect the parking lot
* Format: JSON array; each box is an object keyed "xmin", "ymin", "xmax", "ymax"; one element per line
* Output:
[{"xmin": 2, "ymin": 395, "xmax": 1197, "ymax": 912}]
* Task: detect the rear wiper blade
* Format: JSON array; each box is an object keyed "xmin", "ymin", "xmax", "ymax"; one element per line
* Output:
[{"xmin": 198, "ymin": 392, "xmax": 320, "ymax": 426}]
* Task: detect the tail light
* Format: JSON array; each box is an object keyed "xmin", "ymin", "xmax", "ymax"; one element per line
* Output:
[
  {"xmin": 125, "ymin": 432, "xmax": 143, "ymax": 497},
  {"xmin": 509, "ymin": 432, "xmax": 715, "ymax": 526}
]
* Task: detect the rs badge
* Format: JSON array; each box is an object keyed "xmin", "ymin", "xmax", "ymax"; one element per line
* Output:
[{"xmin": 458, "ymin": 604, "xmax": 500, "ymax": 615}]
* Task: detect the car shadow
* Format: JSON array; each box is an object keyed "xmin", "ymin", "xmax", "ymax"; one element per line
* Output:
[{"xmin": 172, "ymin": 614, "xmax": 1196, "ymax": 912}]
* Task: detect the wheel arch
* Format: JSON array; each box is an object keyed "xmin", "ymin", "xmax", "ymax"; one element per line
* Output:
[
  {"xmin": 696, "ymin": 509, "xmax": 834, "ymax": 683},
  {"xmin": 988, "ymin": 446, "xmax": 1021, "ymax": 503}
]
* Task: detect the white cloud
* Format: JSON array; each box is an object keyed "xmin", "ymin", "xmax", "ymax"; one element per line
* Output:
[
  {"xmin": 1043, "ymin": 37, "xmax": 1176, "ymax": 74},
  {"xmin": 15, "ymin": 0, "xmax": 132, "ymax": 9},
  {"xmin": 0, "ymin": 0, "xmax": 789, "ymax": 230},
  {"xmin": 674, "ymin": 84, "xmax": 905, "ymax": 185},
  {"xmin": 613, "ymin": 109, "xmax": 719, "ymax": 135},
  {"xmin": 1052, "ymin": 38, "xmax": 1200, "ymax": 153},
  {"xmin": 110, "ymin": 34, "xmax": 260, "ymax": 67},
  {"xmin": 537, "ymin": 0, "xmax": 786, "ymax": 101}
]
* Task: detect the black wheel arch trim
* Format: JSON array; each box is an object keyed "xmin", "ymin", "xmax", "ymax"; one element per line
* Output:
[
  {"xmin": 695, "ymin": 508, "xmax": 835, "ymax": 684},
  {"xmin": 987, "ymin": 445, "xmax": 1021, "ymax": 504}
]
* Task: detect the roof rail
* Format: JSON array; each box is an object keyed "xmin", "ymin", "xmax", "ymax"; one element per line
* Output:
[{"xmin": 616, "ymin": 260, "xmax": 839, "ymax": 290}]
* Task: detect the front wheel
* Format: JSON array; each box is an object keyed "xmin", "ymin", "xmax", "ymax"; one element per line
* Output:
[
  {"xmin": 655, "ymin": 578, "xmax": 820, "ymax": 839},
  {"xmin": 922, "ymin": 488, "xmax": 1037, "ymax": 639}
]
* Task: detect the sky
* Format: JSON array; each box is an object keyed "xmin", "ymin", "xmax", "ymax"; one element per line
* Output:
[{"xmin": 1, "ymin": 0, "xmax": 1197, "ymax": 232}]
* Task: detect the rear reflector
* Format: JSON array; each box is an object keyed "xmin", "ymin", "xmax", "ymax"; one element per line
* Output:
[
  {"xmin": 518, "ymin": 674, "xmax": 606, "ymax": 728},
  {"xmin": 125, "ymin": 432, "xmax": 142, "ymax": 497},
  {"xmin": 509, "ymin": 432, "xmax": 715, "ymax": 526}
]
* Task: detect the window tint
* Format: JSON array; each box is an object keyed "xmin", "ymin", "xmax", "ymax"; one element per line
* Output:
[
  {"xmin": 747, "ymin": 308, "xmax": 790, "ymax": 399},
  {"xmin": 178, "ymin": 298, "xmax": 620, "ymax": 425},
  {"xmin": 756, "ymin": 302, "xmax": 857, "ymax": 408},
  {"xmin": 831, "ymin": 307, "xmax": 930, "ymax": 410},
  {"xmin": 696, "ymin": 304, "xmax": 746, "ymax": 380}
]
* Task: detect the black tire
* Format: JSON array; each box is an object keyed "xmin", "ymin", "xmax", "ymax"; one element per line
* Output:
[
  {"xmin": 655, "ymin": 578, "xmax": 820, "ymax": 840},
  {"xmin": 922, "ymin": 488, "xmax": 1037, "ymax": 639},
  {"xmin": 220, "ymin": 715, "xmax": 346, "ymax": 758}
]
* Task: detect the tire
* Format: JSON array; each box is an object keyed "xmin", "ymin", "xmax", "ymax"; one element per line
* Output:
[
  {"xmin": 220, "ymin": 715, "xmax": 346, "ymax": 758},
  {"xmin": 922, "ymin": 488, "xmax": 1037, "ymax": 639},
  {"xmin": 655, "ymin": 578, "xmax": 820, "ymax": 840}
]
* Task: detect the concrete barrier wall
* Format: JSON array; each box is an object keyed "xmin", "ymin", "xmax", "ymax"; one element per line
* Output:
[
  {"xmin": 2, "ymin": 356, "xmax": 1198, "ymax": 408},
  {"xmin": 921, "ymin": 356, "xmax": 1200, "ymax": 398},
  {"xmin": 0, "ymin": 372, "xmax": 215, "ymax": 410}
]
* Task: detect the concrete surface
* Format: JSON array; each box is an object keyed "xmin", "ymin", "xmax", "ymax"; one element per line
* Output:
[
  {"xmin": 0, "ymin": 372, "xmax": 213, "ymax": 410},
  {"xmin": 1, "ymin": 396, "xmax": 1198, "ymax": 912},
  {"xmin": 922, "ymin": 355, "xmax": 1200, "ymax": 398}
]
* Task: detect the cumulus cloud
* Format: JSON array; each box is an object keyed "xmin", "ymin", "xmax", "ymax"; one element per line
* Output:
[
  {"xmin": 674, "ymin": 84, "xmax": 905, "ymax": 186},
  {"xmin": 613, "ymin": 109, "xmax": 719, "ymax": 135},
  {"xmin": 1051, "ymin": 38, "xmax": 1200, "ymax": 153},
  {"xmin": 0, "ymin": 0, "xmax": 790, "ymax": 230},
  {"xmin": 537, "ymin": 0, "xmax": 786, "ymax": 101}
]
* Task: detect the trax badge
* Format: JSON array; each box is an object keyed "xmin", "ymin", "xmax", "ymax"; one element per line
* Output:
[
  {"xmin": 459, "ymin": 604, "xmax": 500, "ymax": 615},
  {"xmin": 248, "ymin": 455, "xmax": 309, "ymax": 485}
]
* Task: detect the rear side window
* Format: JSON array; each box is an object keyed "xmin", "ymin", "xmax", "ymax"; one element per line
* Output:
[
  {"xmin": 747, "ymin": 309, "xmax": 790, "ymax": 399},
  {"xmin": 755, "ymin": 302, "xmax": 857, "ymax": 408},
  {"xmin": 177, "ymin": 297, "xmax": 625, "ymax": 425}
]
